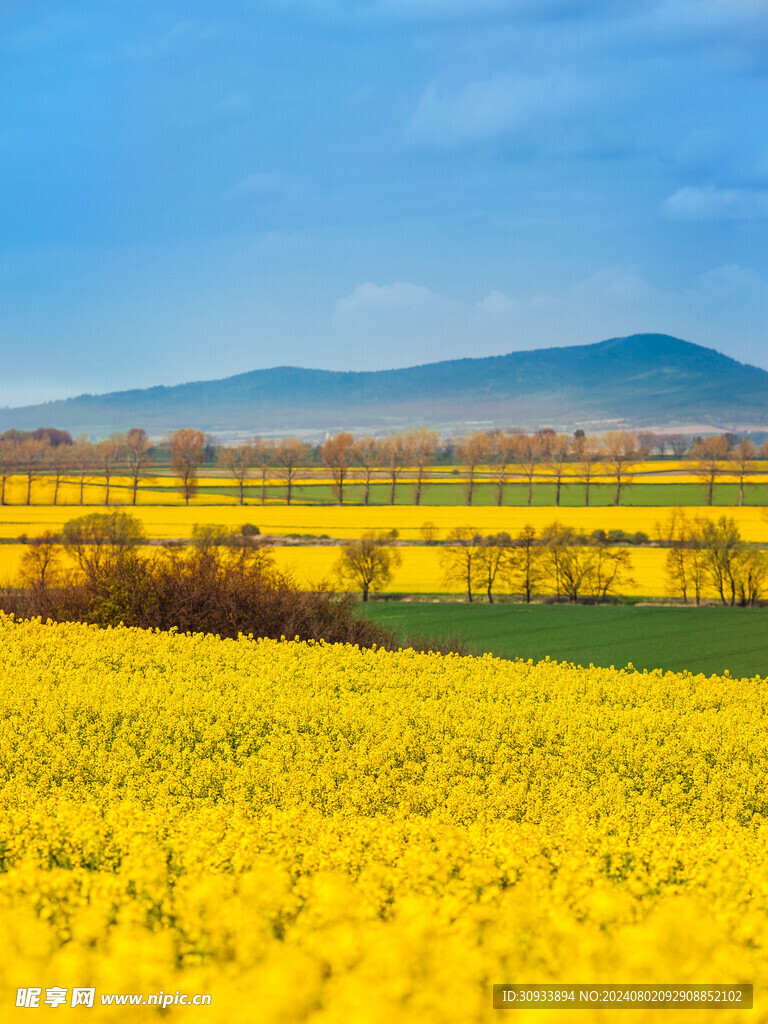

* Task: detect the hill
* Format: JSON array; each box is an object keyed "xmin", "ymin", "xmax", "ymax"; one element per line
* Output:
[{"xmin": 2, "ymin": 333, "xmax": 767, "ymax": 437}]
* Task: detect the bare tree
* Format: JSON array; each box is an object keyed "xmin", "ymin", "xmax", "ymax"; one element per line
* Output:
[
  {"xmin": 404, "ymin": 427, "xmax": 438, "ymax": 506},
  {"xmin": 572, "ymin": 433, "xmax": 603, "ymax": 507},
  {"xmin": 252, "ymin": 438, "xmax": 277, "ymax": 505},
  {"xmin": 509, "ymin": 524, "xmax": 545, "ymax": 603},
  {"xmin": 659, "ymin": 509, "xmax": 698, "ymax": 605},
  {"xmin": 219, "ymin": 442, "xmax": 256, "ymax": 506},
  {"xmin": 18, "ymin": 438, "xmax": 48, "ymax": 506},
  {"xmin": 514, "ymin": 434, "xmax": 543, "ymax": 507},
  {"xmin": 491, "ymin": 430, "xmax": 519, "ymax": 506},
  {"xmin": 690, "ymin": 435, "xmax": 731, "ymax": 506},
  {"xmin": 0, "ymin": 439, "xmax": 17, "ymax": 506},
  {"xmin": 334, "ymin": 531, "xmax": 401, "ymax": 601},
  {"xmin": 668, "ymin": 434, "xmax": 691, "ymax": 459},
  {"xmin": 544, "ymin": 433, "xmax": 572, "ymax": 507},
  {"xmin": 730, "ymin": 438, "xmax": 756, "ymax": 507},
  {"xmin": 540, "ymin": 523, "xmax": 591, "ymax": 602},
  {"xmin": 71, "ymin": 438, "xmax": 95, "ymax": 506},
  {"xmin": 167, "ymin": 428, "xmax": 206, "ymax": 506},
  {"xmin": 440, "ymin": 527, "xmax": 484, "ymax": 602},
  {"xmin": 603, "ymin": 431, "xmax": 643, "ymax": 506},
  {"xmin": 97, "ymin": 436, "xmax": 124, "ymax": 506},
  {"xmin": 320, "ymin": 431, "xmax": 356, "ymax": 504},
  {"xmin": 352, "ymin": 436, "xmax": 381, "ymax": 506},
  {"xmin": 381, "ymin": 434, "xmax": 407, "ymax": 505},
  {"xmin": 473, "ymin": 533, "xmax": 514, "ymax": 603},
  {"xmin": 47, "ymin": 442, "xmax": 72, "ymax": 506},
  {"xmin": 125, "ymin": 427, "xmax": 153, "ymax": 506},
  {"xmin": 455, "ymin": 431, "xmax": 491, "ymax": 507},
  {"xmin": 275, "ymin": 438, "xmax": 310, "ymax": 505},
  {"xmin": 18, "ymin": 532, "xmax": 63, "ymax": 589}
]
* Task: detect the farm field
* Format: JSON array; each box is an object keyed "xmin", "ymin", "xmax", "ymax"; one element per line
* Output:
[
  {"xmin": 0, "ymin": 542, "xmax": 700, "ymax": 599},
  {"xmin": 1, "ymin": 614, "xmax": 766, "ymax": 1022},
  {"xmin": 3, "ymin": 468, "xmax": 768, "ymax": 508},
  {"xmin": 2, "ymin": 503, "xmax": 768, "ymax": 542},
  {"xmin": 359, "ymin": 603, "xmax": 768, "ymax": 678}
]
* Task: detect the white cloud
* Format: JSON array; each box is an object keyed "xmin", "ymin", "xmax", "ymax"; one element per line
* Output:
[
  {"xmin": 406, "ymin": 71, "xmax": 583, "ymax": 149},
  {"xmin": 476, "ymin": 290, "xmax": 520, "ymax": 319},
  {"xmin": 697, "ymin": 263, "xmax": 765, "ymax": 297},
  {"xmin": 662, "ymin": 186, "xmax": 768, "ymax": 222},
  {"xmin": 334, "ymin": 281, "xmax": 460, "ymax": 318}
]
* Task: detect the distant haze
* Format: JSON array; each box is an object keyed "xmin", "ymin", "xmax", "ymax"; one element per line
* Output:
[{"xmin": 2, "ymin": 335, "xmax": 767, "ymax": 439}]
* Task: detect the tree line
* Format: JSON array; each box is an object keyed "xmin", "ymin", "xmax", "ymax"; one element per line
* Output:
[
  {"xmin": 658, "ymin": 511, "xmax": 768, "ymax": 606},
  {"xmin": 335, "ymin": 523, "xmax": 635, "ymax": 604},
  {"xmin": 2, "ymin": 426, "xmax": 768, "ymax": 507}
]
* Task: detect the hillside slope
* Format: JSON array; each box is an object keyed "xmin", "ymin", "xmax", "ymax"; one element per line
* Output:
[{"xmin": 2, "ymin": 333, "xmax": 767, "ymax": 436}]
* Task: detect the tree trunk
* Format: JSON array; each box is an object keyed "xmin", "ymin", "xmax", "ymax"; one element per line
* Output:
[
  {"xmin": 584, "ymin": 479, "xmax": 590, "ymax": 507},
  {"xmin": 133, "ymin": 476, "xmax": 139, "ymax": 505},
  {"xmin": 466, "ymin": 470, "xmax": 474, "ymax": 506},
  {"xmin": 26, "ymin": 473, "xmax": 32, "ymax": 505},
  {"xmin": 414, "ymin": 469, "xmax": 423, "ymax": 506},
  {"xmin": 527, "ymin": 476, "xmax": 533, "ymax": 507}
]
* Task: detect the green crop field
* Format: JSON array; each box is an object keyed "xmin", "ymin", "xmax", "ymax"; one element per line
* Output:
[
  {"xmin": 242, "ymin": 480, "xmax": 768, "ymax": 507},
  {"xmin": 358, "ymin": 602, "xmax": 768, "ymax": 678}
]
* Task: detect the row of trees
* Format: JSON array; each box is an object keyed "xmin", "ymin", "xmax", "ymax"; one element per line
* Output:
[
  {"xmin": 2, "ymin": 426, "xmax": 768, "ymax": 508},
  {"xmin": 335, "ymin": 524, "xmax": 635, "ymax": 604},
  {"xmin": 659, "ymin": 511, "xmax": 768, "ymax": 606}
]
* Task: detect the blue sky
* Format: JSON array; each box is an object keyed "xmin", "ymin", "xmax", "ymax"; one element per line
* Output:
[{"xmin": 1, "ymin": 0, "xmax": 768, "ymax": 406}]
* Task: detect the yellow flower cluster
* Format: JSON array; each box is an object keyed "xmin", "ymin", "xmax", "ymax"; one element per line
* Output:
[{"xmin": 0, "ymin": 615, "xmax": 764, "ymax": 1021}]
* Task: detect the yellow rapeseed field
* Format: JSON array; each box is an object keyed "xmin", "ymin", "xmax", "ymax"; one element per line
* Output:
[
  {"xmin": 0, "ymin": 615, "xmax": 764, "ymax": 1022},
  {"xmin": 2, "ymin": 504, "xmax": 768, "ymax": 542},
  {"xmin": 0, "ymin": 542, "xmax": 681, "ymax": 598}
]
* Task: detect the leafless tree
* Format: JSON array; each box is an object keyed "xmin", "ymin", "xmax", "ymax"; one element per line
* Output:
[
  {"xmin": 603, "ymin": 431, "xmax": 644, "ymax": 506},
  {"xmin": 514, "ymin": 433, "xmax": 543, "ymax": 507},
  {"xmin": 0, "ymin": 439, "xmax": 17, "ymax": 506},
  {"xmin": 381, "ymin": 434, "xmax": 408, "ymax": 505},
  {"xmin": 544, "ymin": 433, "xmax": 572, "ymax": 507},
  {"xmin": 167, "ymin": 428, "xmax": 206, "ymax": 506},
  {"xmin": 97, "ymin": 436, "xmax": 124, "ymax": 506},
  {"xmin": 572, "ymin": 433, "xmax": 603, "ymax": 507},
  {"xmin": 491, "ymin": 430, "xmax": 519, "ymax": 506},
  {"xmin": 275, "ymin": 438, "xmax": 310, "ymax": 505},
  {"xmin": 690, "ymin": 435, "xmax": 731, "ymax": 506},
  {"xmin": 219, "ymin": 442, "xmax": 256, "ymax": 506},
  {"xmin": 252, "ymin": 438, "xmax": 277, "ymax": 505},
  {"xmin": 508, "ymin": 524, "xmax": 545, "ymax": 603},
  {"xmin": 125, "ymin": 427, "xmax": 153, "ymax": 506},
  {"xmin": 455, "ymin": 431, "xmax": 491, "ymax": 507},
  {"xmin": 352, "ymin": 436, "xmax": 382, "ymax": 506},
  {"xmin": 440, "ymin": 527, "xmax": 484, "ymax": 602},
  {"xmin": 730, "ymin": 438, "xmax": 756, "ymax": 507},
  {"xmin": 48, "ymin": 442, "xmax": 73, "ymax": 506},
  {"xmin": 18, "ymin": 438, "xmax": 48, "ymax": 506},
  {"xmin": 320, "ymin": 431, "xmax": 356, "ymax": 504},
  {"xmin": 404, "ymin": 427, "xmax": 438, "ymax": 506},
  {"xmin": 71, "ymin": 438, "xmax": 95, "ymax": 506},
  {"xmin": 473, "ymin": 533, "xmax": 515, "ymax": 603}
]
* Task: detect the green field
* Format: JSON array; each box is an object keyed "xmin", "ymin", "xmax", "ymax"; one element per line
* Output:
[
  {"xmin": 228, "ymin": 479, "xmax": 768, "ymax": 507},
  {"xmin": 358, "ymin": 602, "xmax": 768, "ymax": 677}
]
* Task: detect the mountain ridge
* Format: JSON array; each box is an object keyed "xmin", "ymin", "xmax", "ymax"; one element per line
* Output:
[{"xmin": 3, "ymin": 334, "xmax": 768, "ymax": 437}]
